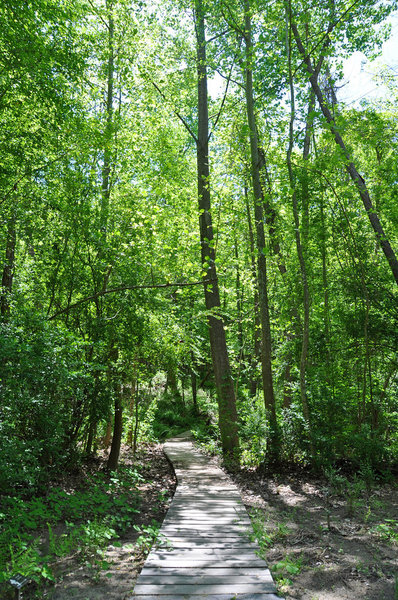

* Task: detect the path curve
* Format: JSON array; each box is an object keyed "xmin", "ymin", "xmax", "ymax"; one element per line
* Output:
[{"xmin": 131, "ymin": 432, "xmax": 282, "ymax": 599}]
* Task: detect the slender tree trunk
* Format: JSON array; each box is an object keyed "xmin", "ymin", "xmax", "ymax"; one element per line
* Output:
[
  {"xmin": 166, "ymin": 365, "xmax": 181, "ymax": 401},
  {"xmin": 127, "ymin": 380, "xmax": 136, "ymax": 447},
  {"xmin": 244, "ymin": 183, "xmax": 261, "ymax": 397},
  {"xmin": 194, "ymin": 0, "xmax": 239, "ymax": 458},
  {"xmin": 291, "ymin": 21, "xmax": 398, "ymax": 286},
  {"xmin": 258, "ymin": 149, "xmax": 287, "ymax": 275},
  {"xmin": 107, "ymin": 386, "xmax": 123, "ymax": 471},
  {"xmin": 103, "ymin": 418, "xmax": 113, "ymax": 448},
  {"xmin": 243, "ymin": 0, "xmax": 278, "ymax": 450},
  {"xmin": 283, "ymin": 363, "xmax": 293, "ymax": 407},
  {"xmin": 234, "ymin": 227, "xmax": 244, "ymax": 352},
  {"xmin": 190, "ymin": 352, "xmax": 198, "ymax": 414},
  {"xmin": 101, "ymin": 0, "xmax": 114, "ymax": 234},
  {"xmin": 107, "ymin": 347, "xmax": 123, "ymax": 471},
  {"xmin": 133, "ymin": 382, "xmax": 139, "ymax": 457},
  {"xmin": 285, "ymin": 15, "xmax": 312, "ymax": 434},
  {"xmin": 1, "ymin": 213, "xmax": 16, "ymax": 318}
]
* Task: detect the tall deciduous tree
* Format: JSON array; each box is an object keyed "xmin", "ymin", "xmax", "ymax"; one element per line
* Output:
[
  {"xmin": 242, "ymin": 0, "xmax": 278, "ymax": 454},
  {"xmin": 194, "ymin": 0, "xmax": 239, "ymax": 457}
]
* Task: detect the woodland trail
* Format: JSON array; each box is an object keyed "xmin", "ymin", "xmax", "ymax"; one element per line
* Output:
[{"xmin": 130, "ymin": 432, "xmax": 282, "ymax": 600}]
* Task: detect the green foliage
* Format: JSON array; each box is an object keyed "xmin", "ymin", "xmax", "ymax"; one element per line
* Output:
[
  {"xmin": 0, "ymin": 0, "xmax": 397, "ymax": 542},
  {"xmin": 238, "ymin": 395, "xmax": 269, "ymax": 467},
  {"xmin": 370, "ymin": 519, "xmax": 398, "ymax": 545},
  {"xmin": 249, "ymin": 509, "xmax": 291, "ymax": 557},
  {"xmin": 0, "ymin": 311, "xmax": 93, "ymax": 492},
  {"xmin": 133, "ymin": 521, "xmax": 162, "ymax": 552},
  {"xmin": 272, "ymin": 554, "xmax": 304, "ymax": 586},
  {"xmin": 0, "ymin": 465, "xmax": 142, "ymax": 584}
]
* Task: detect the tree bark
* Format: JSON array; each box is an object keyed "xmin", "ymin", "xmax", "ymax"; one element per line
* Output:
[
  {"xmin": 1, "ymin": 213, "xmax": 16, "ymax": 318},
  {"xmin": 107, "ymin": 347, "xmax": 123, "ymax": 471},
  {"xmin": 285, "ymin": 16, "xmax": 312, "ymax": 434},
  {"xmin": 258, "ymin": 149, "xmax": 287, "ymax": 275},
  {"xmin": 100, "ymin": 0, "xmax": 114, "ymax": 235},
  {"xmin": 107, "ymin": 386, "xmax": 123, "ymax": 471},
  {"xmin": 243, "ymin": 0, "xmax": 278, "ymax": 450},
  {"xmin": 244, "ymin": 183, "xmax": 261, "ymax": 397},
  {"xmin": 194, "ymin": 0, "xmax": 239, "ymax": 458}
]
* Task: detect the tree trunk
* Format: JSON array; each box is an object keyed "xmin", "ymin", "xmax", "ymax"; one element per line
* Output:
[
  {"xmin": 127, "ymin": 380, "xmax": 136, "ymax": 447},
  {"xmin": 85, "ymin": 421, "xmax": 96, "ymax": 455},
  {"xmin": 107, "ymin": 345, "xmax": 122, "ymax": 471},
  {"xmin": 1, "ymin": 213, "xmax": 16, "ymax": 318},
  {"xmin": 291, "ymin": 21, "xmax": 398, "ymax": 286},
  {"xmin": 244, "ymin": 183, "xmax": 261, "ymax": 397},
  {"xmin": 194, "ymin": 0, "xmax": 239, "ymax": 458},
  {"xmin": 285, "ymin": 16, "xmax": 312, "ymax": 435},
  {"xmin": 258, "ymin": 149, "xmax": 287, "ymax": 275},
  {"xmin": 191, "ymin": 370, "xmax": 198, "ymax": 415},
  {"xmin": 133, "ymin": 382, "xmax": 139, "ymax": 457},
  {"xmin": 243, "ymin": 0, "xmax": 278, "ymax": 451},
  {"xmin": 103, "ymin": 418, "xmax": 113, "ymax": 449},
  {"xmin": 100, "ymin": 0, "xmax": 114, "ymax": 235},
  {"xmin": 107, "ymin": 385, "xmax": 123, "ymax": 471}
]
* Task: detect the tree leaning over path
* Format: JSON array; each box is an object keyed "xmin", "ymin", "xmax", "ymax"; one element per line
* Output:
[{"xmin": 287, "ymin": 2, "xmax": 398, "ymax": 286}]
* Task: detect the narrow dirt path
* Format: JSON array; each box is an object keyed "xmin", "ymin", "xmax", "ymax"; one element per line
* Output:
[{"xmin": 131, "ymin": 432, "xmax": 282, "ymax": 599}]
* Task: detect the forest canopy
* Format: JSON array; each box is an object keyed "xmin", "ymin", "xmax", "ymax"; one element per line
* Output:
[{"xmin": 1, "ymin": 0, "xmax": 398, "ymax": 495}]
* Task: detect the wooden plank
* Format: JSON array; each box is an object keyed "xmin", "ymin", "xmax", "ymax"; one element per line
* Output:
[
  {"xmin": 140, "ymin": 567, "xmax": 272, "ymax": 577},
  {"xmin": 137, "ymin": 574, "xmax": 273, "ymax": 584},
  {"xmin": 148, "ymin": 548, "xmax": 261, "ymax": 557},
  {"xmin": 165, "ymin": 508, "xmax": 248, "ymax": 513},
  {"xmin": 157, "ymin": 540, "xmax": 256, "ymax": 548},
  {"xmin": 145, "ymin": 559, "xmax": 267, "ymax": 568},
  {"xmin": 132, "ymin": 595, "xmax": 281, "ymax": 600},
  {"xmin": 160, "ymin": 525, "xmax": 250, "ymax": 532},
  {"xmin": 134, "ymin": 583, "xmax": 277, "ymax": 594}
]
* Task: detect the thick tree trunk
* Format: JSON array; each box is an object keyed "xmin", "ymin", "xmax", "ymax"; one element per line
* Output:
[
  {"xmin": 195, "ymin": 0, "xmax": 239, "ymax": 458},
  {"xmin": 243, "ymin": 0, "xmax": 278, "ymax": 450},
  {"xmin": 1, "ymin": 213, "xmax": 16, "ymax": 318},
  {"xmin": 291, "ymin": 22, "xmax": 398, "ymax": 286}
]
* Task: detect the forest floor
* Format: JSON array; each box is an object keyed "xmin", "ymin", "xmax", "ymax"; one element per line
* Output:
[
  {"xmin": 40, "ymin": 444, "xmax": 176, "ymax": 600},
  {"xmin": 19, "ymin": 443, "xmax": 397, "ymax": 600},
  {"xmin": 229, "ymin": 464, "xmax": 398, "ymax": 600}
]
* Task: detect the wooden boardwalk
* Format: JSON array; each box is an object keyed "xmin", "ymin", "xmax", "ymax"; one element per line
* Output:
[{"xmin": 131, "ymin": 433, "xmax": 282, "ymax": 600}]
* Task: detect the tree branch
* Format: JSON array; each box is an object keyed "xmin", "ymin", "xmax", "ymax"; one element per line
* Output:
[
  {"xmin": 149, "ymin": 77, "xmax": 198, "ymax": 143},
  {"xmin": 208, "ymin": 53, "xmax": 237, "ymax": 141},
  {"xmin": 48, "ymin": 279, "xmax": 215, "ymax": 320}
]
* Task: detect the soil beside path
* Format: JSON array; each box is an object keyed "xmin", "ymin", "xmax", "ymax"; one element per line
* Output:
[{"xmin": 227, "ymin": 466, "xmax": 398, "ymax": 600}]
